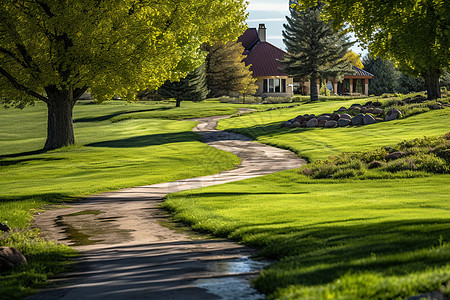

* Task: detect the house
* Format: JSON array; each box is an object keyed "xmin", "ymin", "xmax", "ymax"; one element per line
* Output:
[{"xmin": 237, "ymin": 24, "xmax": 374, "ymax": 97}]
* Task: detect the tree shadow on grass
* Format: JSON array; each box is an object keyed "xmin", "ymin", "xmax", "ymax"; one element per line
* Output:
[
  {"xmin": 73, "ymin": 107, "xmax": 173, "ymax": 123},
  {"xmin": 253, "ymin": 218, "xmax": 450, "ymax": 292},
  {"xmin": 0, "ymin": 157, "xmax": 65, "ymax": 167},
  {"xmin": 0, "ymin": 149, "xmax": 49, "ymax": 159},
  {"xmin": 85, "ymin": 131, "xmax": 199, "ymax": 148},
  {"xmin": 0, "ymin": 193, "xmax": 79, "ymax": 204}
]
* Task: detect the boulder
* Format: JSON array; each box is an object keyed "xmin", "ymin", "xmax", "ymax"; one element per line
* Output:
[
  {"xmin": 375, "ymin": 117, "xmax": 384, "ymax": 123},
  {"xmin": 363, "ymin": 114, "xmax": 376, "ymax": 125},
  {"xmin": 431, "ymin": 103, "xmax": 443, "ymax": 110},
  {"xmin": 330, "ymin": 113, "xmax": 340, "ymax": 121},
  {"xmin": 368, "ymin": 161, "xmax": 386, "ymax": 169},
  {"xmin": 292, "ymin": 122, "xmax": 302, "ymax": 128},
  {"xmin": 351, "ymin": 114, "xmax": 364, "ymax": 125},
  {"xmin": 365, "ymin": 107, "xmax": 374, "ymax": 114},
  {"xmin": 325, "ymin": 120, "xmax": 337, "ymax": 128},
  {"xmin": 351, "ymin": 107, "xmax": 362, "ymax": 113},
  {"xmin": 385, "ymin": 151, "xmax": 405, "ymax": 161},
  {"xmin": 350, "ymin": 103, "xmax": 362, "ymax": 108},
  {"xmin": 294, "ymin": 115, "xmax": 305, "ymax": 123},
  {"xmin": 318, "ymin": 115, "xmax": 330, "ymax": 122},
  {"xmin": 0, "ymin": 223, "xmax": 10, "ymax": 232},
  {"xmin": 306, "ymin": 118, "xmax": 318, "ymax": 128},
  {"xmin": 385, "ymin": 108, "xmax": 402, "ymax": 121},
  {"xmin": 340, "ymin": 113, "xmax": 352, "ymax": 120},
  {"xmin": 337, "ymin": 106, "xmax": 347, "ymax": 112},
  {"xmin": 372, "ymin": 108, "xmax": 384, "ymax": 115},
  {"xmin": 337, "ymin": 118, "xmax": 351, "ymax": 127},
  {"xmin": 281, "ymin": 121, "xmax": 292, "ymax": 128},
  {"xmin": 0, "ymin": 247, "xmax": 27, "ymax": 272},
  {"xmin": 318, "ymin": 119, "xmax": 327, "ymax": 127}
]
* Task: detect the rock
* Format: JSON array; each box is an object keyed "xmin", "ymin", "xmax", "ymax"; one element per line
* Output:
[
  {"xmin": 373, "ymin": 101, "xmax": 382, "ymax": 107},
  {"xmin": 325, "ymin": 120, "xmax": 337, "ymax": 128},
  {"xmin": 318, "ymin": 119, "xmax": 327, "ymax": 127},
  {"xmin": 385, "ymin": 108, "xmax": 402, "ymax": 121},
  {"xmin": 337, "ymin": 107, "xmax": 347, "ymax": 112},
  {"xmin": 361, "ymin": 107, "xmax": 368, "ymax": 113},
  {"xmin": 364, "ymin": 101, "xmax": 373, "ymax": 107},
  {"xmin": 294, "ymin": 115, "xmax": 305, "ymax": 123},
  {"xmin": 0, "ymin": 223, "xmax": 10, "ymax": 232},
  {"xmin": 317, "ymin": 115, "xmax": 330, "ymax": 122},
  {"xmin": 306, "ymin": 118, "xmax": 318, "ymax": 128},
  {"xmin": 363, "ymin": 114, "xmax": 376, "ymax": 125},
  {"xmin": 368, "ymin": 161, "xmax": 386, "ymax": 169},
  {"xmin": 375, "ymin": 117, "xmax": 384, "ymax": 123},
  {"xmin": 350, "ymin": 103, "xmax": 362, "ymax": 108},
  {"xmin": 337, "ymin": 118, "xmax": 351, "ymax": 127},
  {"xmin": 292, "ymin": 122, "xmax": 301, "ymax": 128},
  {"xmin": 0, "ymin": 247, "xmax": 27, "ymax": 272},
  {"xmin": 366, "ymin": 107, "xmax": 374, "ymax": 114},
  {"xmin": 351, "ymin": 114, "xmax": 364, "ymax": 125},
  {"xmin": 372, "ymin": 108, "xmax": 384, "ymax": 115},
  {"xmin": 431, "ymin": 103, "xmax": 443, "ymax": 110},
  {"xmin": 340, "ymin": 113, "xmax": 352, "ymax": 120},
  {"xmin": 281, "ymin": 121, "xmax": 292, "ymax": 128},
  {"xmin": 351, "ymin": 107, "xmax": 362, "ymax": 113},
  {"xmin": 407, "ymin": 290, "xmax": 449, "ymax": 300},
  {"xmin": 330, "ymin": 113, "xmax": 340, "ymax": 121},
  {"xmin": 385, "ymin": 151, "xmax": 405, "ymax": 161}
]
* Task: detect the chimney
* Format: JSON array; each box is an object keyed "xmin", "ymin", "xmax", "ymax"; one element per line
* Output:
[{"xmin": 258, "ymin": 24, "xmax": 266, "ymax": 42}]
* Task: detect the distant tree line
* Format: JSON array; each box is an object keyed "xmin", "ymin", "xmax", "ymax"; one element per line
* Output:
[{"xmin": 363, "ymin": 56, "xmax": 450, "ymax": 96}]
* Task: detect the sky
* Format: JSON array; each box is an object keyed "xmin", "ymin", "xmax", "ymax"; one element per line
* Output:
[{"xmin": 245, "ymin": 0, "xmax": 367, "ymax": 56}]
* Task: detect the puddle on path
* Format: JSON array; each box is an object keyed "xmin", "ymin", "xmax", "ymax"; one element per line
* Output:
[
  {"xmin": 195, "ymin": 256, "xmax": 268, "ymax": 300},
  {"xmin": 55, "ymin": 210, "xmax": 132, "ymax": 246}
]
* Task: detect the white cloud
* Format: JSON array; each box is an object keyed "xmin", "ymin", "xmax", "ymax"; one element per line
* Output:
[{"xmin": 247, "ymin": 18, "xmax": 286, "ymax": 22}]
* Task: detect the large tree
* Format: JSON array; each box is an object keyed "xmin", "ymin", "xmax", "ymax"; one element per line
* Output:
[
  {"xmin": 0, "ymin": 0, "xmax": 247, "ymax": 150},
  {"xmin": 281, "ymin": 3, "xmax": 353, "ymax": 101},
  {"xmin": 362, "ymin": 55, "xmax": 400, "ymax": 95},
  {"xmin": 204, "ymin": 41, "xmax": 257, "ymax": 98},
  {"xmin": 294, "ymin": 0, "xmax": 450, "ymax": 99},
  {"xmin": 158, "ymin": 64, "xmax": 209, "ymax": 107}
]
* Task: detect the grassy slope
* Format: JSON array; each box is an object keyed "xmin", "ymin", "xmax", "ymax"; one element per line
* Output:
[
  {"xmin": 0, "ymin": 100, "xmax": 247, "ymax": 299},
  {"xmin": 165, "ymin": 101, "xmax": 450, "ymax": 299},
  {"xmin": 218, "ymin": 98, "xmax": 450, "ymax": 161}
]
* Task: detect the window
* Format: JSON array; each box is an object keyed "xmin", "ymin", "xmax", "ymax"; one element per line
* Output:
[
  {"xmin": 263, "ymin": 78, "xmax": 287, "ymax": 93},
  {"xmin": 275, "ymin": 79, "xmax": 280, "ymax": 92},
  {"xmin": 269, "ymin": 79, "xmax": 274, "ymax": 92}
]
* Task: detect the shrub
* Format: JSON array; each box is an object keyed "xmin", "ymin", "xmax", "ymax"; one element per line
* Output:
[
  {"xmin": 262, "ymin": 97, "xmax": 292, "ymax": 104},
  {"xmin": 384, "ymin": 157, "xmax": 418, "ymax": 172},
  {"xmin": 409, "ymin": 153, "xmax": 449, "ymax": 173}
]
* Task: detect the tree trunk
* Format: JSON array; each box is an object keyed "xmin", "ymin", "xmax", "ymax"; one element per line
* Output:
[
  {"xmin": 309, "ymin": 76, "xmax": 319, "ymax": 101},
  {"xmin": 44, "ymin": 89, "xmax": 76, "ymax": 150},
  {"xmin": 424, "ymin": 70, "xmax": 441, "ymax": 100},
  {"xmin": 175, "ymin": 99, "xmax": 181, "ymax": 107}
]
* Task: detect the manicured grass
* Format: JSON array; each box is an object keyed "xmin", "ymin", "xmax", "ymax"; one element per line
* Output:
[
  {"xmin": 164, "ymin": 171, "xmax": 450, "ymax": 299},
  {"xmin": 0, "ymin": 100, "xmax": 247, "ymax": 299},
  {"xmin": 218, "ymin": 98, "xmax": 450, "ymax": 161},
  {"xmin": 163, "ymin": 100, "xmax": 450, "ymax": 299}
]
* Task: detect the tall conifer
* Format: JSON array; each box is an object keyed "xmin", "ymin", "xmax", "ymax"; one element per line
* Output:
[
  {"xmin": 158, "ymin": 64, "xmax": 209, "ymax": 107},
  {"xmin": 281, "ymin": 3, "xmax": 353, "ymax": 101}
]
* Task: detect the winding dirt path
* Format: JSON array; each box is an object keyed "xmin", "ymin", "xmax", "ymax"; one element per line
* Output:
[{"xmin": 29, "ymin": 112, "xmax": 306, "ymax": 300}]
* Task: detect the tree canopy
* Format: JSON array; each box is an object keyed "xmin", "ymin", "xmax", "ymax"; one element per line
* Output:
[
  {"xmin": 281, "ymin": 3, "xmax": 353, "ymax": 101},
  {"xmin": 345, "ymin": 51, "xmax": 364, "ymax": 69},
  {"xmin": 0, "ymin": 0, "xmax": 247, "ymax": 149},
  {"xmin": 294, "ymin": 0, "xmax": 450, "ymax": 99},
  {"xmin": 204, "ymin": 41, "xmax": 257, "ymax": 98}
]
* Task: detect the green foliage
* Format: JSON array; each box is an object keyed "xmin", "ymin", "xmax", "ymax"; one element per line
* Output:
[
  {"xmin": 281, "ymin": 4, "xmax": 353, "ymax": 101},
  {"xmin": 302, "ymin": 134, "xmax": 450, "ymax": 179},
  {"xmin": 0, "ymin": 0, "xmax": 248, "ymax": 149},
  {"xmin": 363, "ymin": 56, "xmax": 400, "ymax": 95},
  {"xmin": 297, "ymin": 0, "xmax": 450, "ymax": 99},
  {"xmin": 157, "ymin": 63, "xmax": 209, "ymax": 107},
  {"xmin": 204, "ymin": 41, "xmax": 257, "ymax": 97}
]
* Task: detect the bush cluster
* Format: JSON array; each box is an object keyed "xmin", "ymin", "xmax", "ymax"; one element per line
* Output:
[{"xmin": 301, "ymin": 133, "xmax": 450, "ymax": 179}]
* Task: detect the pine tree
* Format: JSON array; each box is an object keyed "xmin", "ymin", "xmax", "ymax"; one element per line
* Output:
[
  {"xmin": 158, "ymin": 64, "xmax": 209, "ymax": 107},
  {"xmin": 281, "ymin": 3, "xmax": 353, "ymax": 101},
  {"xmin": 362, "ymin": 55, "xmax": 400, "ymax": 95},
  {"xmin": 204, "ymin": 41, "xmax": 257, "ymax": 98}
]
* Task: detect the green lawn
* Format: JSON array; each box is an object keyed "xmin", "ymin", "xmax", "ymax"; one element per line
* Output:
[
  {"xmin": 163, "ymin": 101, "xmax": 450, "ymax": 299},
  {"xmin": 0, "ymin": 100, "xmax": 250, "ymax": 299},
  {"xmin": 218, "ymin": 98, "xmax": 450, "ymax": 161}
]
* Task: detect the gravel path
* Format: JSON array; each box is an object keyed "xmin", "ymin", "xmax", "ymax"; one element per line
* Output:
[{"xmin": 29, "ymin": 112, "xmax": 306, "ymax": 300}]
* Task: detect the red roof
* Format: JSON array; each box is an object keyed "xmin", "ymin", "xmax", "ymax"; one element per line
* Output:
[
  {"xmin": 237, "ymin": 28, "xmax": 259, "ymax": 52},
  {"xmin": 244, "ymin": 42, "xmax": 287, "ymax": 77}
]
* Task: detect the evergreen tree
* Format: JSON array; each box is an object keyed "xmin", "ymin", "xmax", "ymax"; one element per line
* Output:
[
  {"xmin": 362, "ymin": 55, "xmax": 400, "ymax": 95},
  {"xmin": 281, "ymin": 3, "xmax": 353, "ymax": 101},
  {"xmin": 204, "ymin": 41, "xmax": 257, "ymax": 97},
  {"xmin": 158, "ymin": 64, "xmax": 209, "ymax": 107},
  {"xmin": 396, "ymin": 73, "xmax": 426, "ymax": 94}
]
